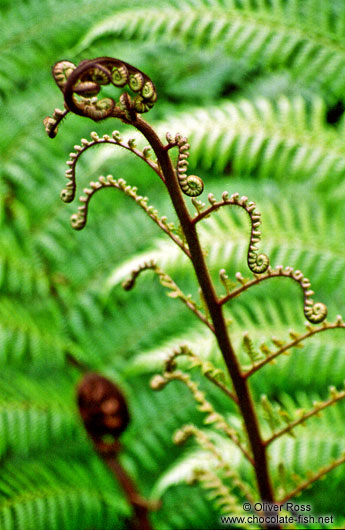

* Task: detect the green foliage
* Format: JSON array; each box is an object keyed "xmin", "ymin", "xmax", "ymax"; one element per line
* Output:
[
  {"xmin": 0, "ymin": 452, "xmax": 129, "ymax": 530},
  {"xmin": 77, "ymin": 0, "xmax": 345, "ymax": 103},
  {"xmin": 0, "ymin": 0, "xmax": 344, "ymax": 529}
]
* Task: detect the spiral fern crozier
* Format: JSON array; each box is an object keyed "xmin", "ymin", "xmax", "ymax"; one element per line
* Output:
[
  {"xmin": 44, "ymin": 57, "xmax": 157, "ymax": 138},
  {"xmin": 193, "ymin": 192, "xmax": 269, "ymax": 275},
  {"xmin": 166, "ymin": 132, "xmax": 204, "ymax": 197}
]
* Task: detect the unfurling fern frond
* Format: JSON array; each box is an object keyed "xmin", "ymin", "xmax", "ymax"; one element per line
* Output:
[
  {"xmin": 45, "ymin": 57, "xmax": 158, "ymax": 138},
  {"xmin": 15, "ymin": 0, "xmax": 343, "ymax": 521}
]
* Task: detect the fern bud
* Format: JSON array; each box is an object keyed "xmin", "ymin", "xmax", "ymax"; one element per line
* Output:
[
  {"xmin": 150, "ymin": 374, "xmax": 167, "ymax": 390},
  {"xmin": 174, "ymin": 134, "xmax": 204, "ymax": 196},
  {"xmin": 329, "ymin": 386, "xmax": 338, "ymax": 398},
  {"xmin": 235, "ymin": 272, "xmax": 247, "ymax": 285},
  {"xmin": 304, "ymin": 301, "xmax": 327, "ymax": 324},
  {"xmin": 173, "ymin": 426, "xmax": 193, "ymax": 445},
  {"xmin": 77, "ymin": 373, "xmax": 130, "ymax": 454}
]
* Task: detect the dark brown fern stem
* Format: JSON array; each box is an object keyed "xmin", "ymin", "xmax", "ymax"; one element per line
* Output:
[
  {"xmin": 103, "ymin": 454, "xmax": 153, "ymax": 530},
  {"xmin": 132, "ymin": 115, "xmax": 280, "ymax": 529}
]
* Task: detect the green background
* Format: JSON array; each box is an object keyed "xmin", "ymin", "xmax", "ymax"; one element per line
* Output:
[{"xmin": 0, "ymin": 0, "xmax": 344, "ymax": 528}]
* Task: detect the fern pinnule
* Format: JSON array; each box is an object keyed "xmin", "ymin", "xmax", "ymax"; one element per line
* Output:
[
  {"xmin": 188, "ymin": 467, "xmax": 243, "ymax": 516},
  {"xmin": 279, "ymin": 452, "xmax": 345, "ymax": 503},
  {"xmin": 194, "ymin": 191, "xmax": 269, "ymax": 274},
  {"xmin": 0, "ymin": 451, "xmax": 129, "ymax": 530},
  {"xmin": 61, "ymin": 130, "xmax": 162, "ymax": 204},
  {"xmin": 0, "ymin": 296, "xmax": 80, "ymax": 366},
  {"xmin": 221, "ymin": 265, "xmax": 328, "ymax": 325},
  {"xmin": 78, "ymin": 1, "xmax": 345, "ymax": 100},
  {"xmin": 265, "ymin": 385, "xmax": 345, "ymax": 446},
  {"xmin": 0, "ymin": 368, "xmax": 78, "ymax": 458},
  {"xmin": 245, "ymin": 317, "xmax": 345, "ymax": 378},
  {"xmin": 174, "ymin": 424, "xmax": 255, "ymax": 503},
  {"xmin": 242, "ymin": 331, "xmax": 262, "ymax": 366},
  {"xmin": 165, "ymin": 132, "xmax": 204, "ymax": 197},
  {"xmin": 122, "ymin": 262, "xmax": 213, "ymax": 330},
  {"xmin": 150, "ymin": 367, "xmax": 253, "ymax": 463},
  {"xmin": 0, "ymin": 0, "xmax": 126, "ymax": 96}
]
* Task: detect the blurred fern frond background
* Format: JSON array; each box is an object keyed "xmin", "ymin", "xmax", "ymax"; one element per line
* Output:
[{"xmin": 0, "ymin": 0, "xmax": 344, "ymax": 528}]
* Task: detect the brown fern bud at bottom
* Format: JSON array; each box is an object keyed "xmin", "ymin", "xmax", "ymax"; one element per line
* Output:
[{"xmin": 77, "ymin": 373, "xmax": 130, "ymax": 454}]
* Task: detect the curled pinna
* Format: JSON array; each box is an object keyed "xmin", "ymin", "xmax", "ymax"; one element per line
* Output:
[
  {"xmin": 165, "ymin": 132, "xmax": 204, "ymax": 197},
  {"xmin": 44, "ymin": 57, "xmax": 157, "ymax": 137},
  {"xmin": 220, "ymin": 265, "xmax": 328, "ymax": 325},
  {"xmin": 192, "ymin": 191, "xmax": 270, "ymax": 275}
]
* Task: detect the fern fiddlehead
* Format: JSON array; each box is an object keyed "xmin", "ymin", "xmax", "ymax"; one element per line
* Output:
[
  {"xmin": 44, "ymin": 57, "xmax": 157, "ymax": 138},
  {"xmin": 68, "ymin": 174, "xmax": 188, "ymax": 255},
  {"xmin": 77, "ymin": 373, "xmax": 153, "ymax": 530},
  {"xmin": 63, "ymin": 57, "xmax": 157, "ymax": 118},
  {"xmin": 43, "ymin": 61, "xmax": 77, "ymax": 138},
  {"xmin": 69, "ymin": 175, "xmax": 152, "ymax": 231},
  {"xmin": 77, "ymin": 373, "xmax": 130, "ymax": 453},
  {"xmin": 43, "ymin": 107, "xmax": 69, "ymax": 138},
  {"xmin": 220, "ymin": 265, "xmax": 327, "ymax": 324},
  {"xmin": 44, "ymin": 56, "xmax": 343, "ymax": 528},
  {"xmin": 166, "ymin": 132, "xmax": 204, "ymax": 197},
  {"xmin": 193, "ymin": 191, "xmax": 269, "ymax": 275},
  {"xmin": 61, "ymin": 131, "xmax": 162, "ymax": 203},
  {"xmin": 52, "ymin": 60, "xmax": 77, "ymax": 90}
]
